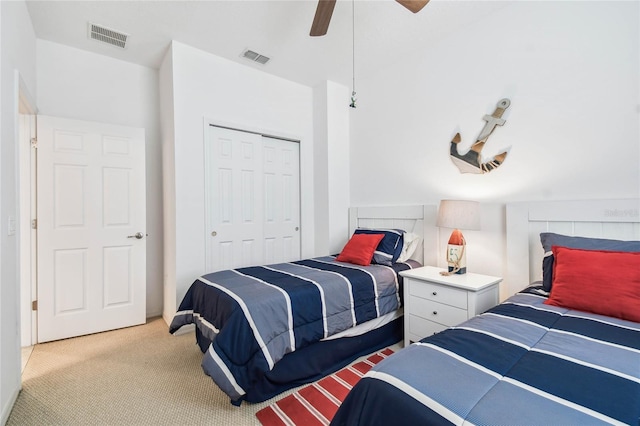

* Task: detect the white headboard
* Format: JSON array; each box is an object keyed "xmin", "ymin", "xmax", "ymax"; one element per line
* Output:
[
  {"xmin": 505, "ymin": 199, "xmax": 640, "ymax": 296},
  {"xmin": 348, "ymin": 205, "xmax": 437, "ymax": 266}
]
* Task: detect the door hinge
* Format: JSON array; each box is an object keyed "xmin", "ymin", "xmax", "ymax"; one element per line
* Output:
[
  {"xmin": 31, "ymin": 137, "xmax": 37, "ymax": 148},
  {"xmin": 32, "ymin": 300, "xmax": 38, "ymax": 311},
  {"xmin": 31, "ymin": 219, "xmax": 37, "ymax": 229}
]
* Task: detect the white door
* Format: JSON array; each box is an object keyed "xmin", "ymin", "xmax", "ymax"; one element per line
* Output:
[
  {"xmin": 205, "ymin": 126, "xmax": 300, "ymax": 272},
  {"xmin": 37, "ymin": 116, "xmax": 146, "ymax": 343},
  {"xmin": 262, "ymin": 137, "xmax": 300, "ymax": 264}
]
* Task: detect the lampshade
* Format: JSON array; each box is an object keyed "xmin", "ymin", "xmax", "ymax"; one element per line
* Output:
[{"xmin": 437, "ymin": 200, "xmax": 481, "ymax": 231}]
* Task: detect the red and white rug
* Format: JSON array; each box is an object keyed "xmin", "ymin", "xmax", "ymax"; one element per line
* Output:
[{"xmin": 256, "ymin": 348, "xmax": 394, "ymax": 426}]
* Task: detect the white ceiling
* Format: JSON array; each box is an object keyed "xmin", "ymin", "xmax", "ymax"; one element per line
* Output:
[{"xmin": 26, "ymin": 0, "xmax": 511, "ymax": 88}]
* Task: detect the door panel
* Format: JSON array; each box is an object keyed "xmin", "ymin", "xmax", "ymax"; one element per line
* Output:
[
  {"xmin": 262, "ymin": 137, "xmax": 300, "ymax": 264},
  {"xmin": 54, "ymin": 248, "xmax": 86, "ymax": 313},
  {"xmin": 37, "ymin": 115, "xmax": 146, "ymax": 343},
  {"xmin": 206, "ymin": 127, "xmax": 263, "ymax": 271}
]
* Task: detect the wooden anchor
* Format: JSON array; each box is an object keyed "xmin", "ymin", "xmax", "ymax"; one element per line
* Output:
[{"xmin": 450, "ymin": 98, "xmax": 510, "ymax": 174}]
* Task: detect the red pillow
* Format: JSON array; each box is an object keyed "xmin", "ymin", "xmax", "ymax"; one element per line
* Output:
[
  {"xmin": 544, "ymin": 245, "xmax": 640, "ymax": 322},
  {"xmin": 336, "ymin": 233, "xmax": 385, "ymax": 266}
]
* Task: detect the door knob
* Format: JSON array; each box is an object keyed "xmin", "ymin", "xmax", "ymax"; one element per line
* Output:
[{"xmin": 127, "ymin": 232, "xmax": 144, "ymax": 239}]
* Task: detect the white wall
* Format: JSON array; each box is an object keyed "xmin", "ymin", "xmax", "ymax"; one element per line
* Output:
[
  {"xmin": 326, "ymin": 83, "xmax": 351, "ymax": 253},
  {"xmin": 313, "ymin": 81, "xmax": 351, "ymax": 255},
  {"xmin": 0, "ymin": 1, "xmax": 36, "ymax": 423},
  {"xmin": 161, "ymin": 42, "xmax": 316, "ymax": 321},
  {"xmin": 349, "ymin": 1, "xmax": 639, "ymax": 296},
  {"xmin": 36, "ymin": 40, "xmax": 164, "ymax": 318}
]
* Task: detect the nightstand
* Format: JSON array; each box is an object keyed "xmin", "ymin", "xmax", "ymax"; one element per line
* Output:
[{"xmin": 400, "ymin": 266, "xmax": 502, "ymax": 347}]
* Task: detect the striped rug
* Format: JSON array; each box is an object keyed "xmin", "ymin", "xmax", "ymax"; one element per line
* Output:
[{"xmin": 256, "ymin": 348, "xmax": 394, "ymax": 426}]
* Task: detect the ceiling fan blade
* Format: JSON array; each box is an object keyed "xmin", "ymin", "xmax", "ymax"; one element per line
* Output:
[
  {"xmin": 396, "ymin": 0, "xmax": 429, "ymax": 13},
  {"xmin": 310, "ymin": 0, "xmax": 337, "ymax": 37}
]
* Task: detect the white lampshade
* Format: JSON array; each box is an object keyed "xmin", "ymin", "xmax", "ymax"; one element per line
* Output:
[{"xmin": 437, "ymin": 200, "xmax": 481, "ymax": 231}]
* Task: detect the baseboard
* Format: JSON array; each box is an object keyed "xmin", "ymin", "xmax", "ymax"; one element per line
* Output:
[
  {"xmin": 146, "ymin": 309, "xmax": 163, "ymax": 319},
  {"xmin": 162, "ymin": 311, "xmax": 173, "ymax": 327},
  {"xmin": 1, "ymin": 386, "xmax": 20, "ymax": 426}
]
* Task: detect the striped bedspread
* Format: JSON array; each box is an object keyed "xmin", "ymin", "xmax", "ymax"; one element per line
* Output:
[
  {"xmin": 169, "ymin": 256, "xmax": 417, "ymax": 405},
  {"xmin": 331, "ymin": 287, "xmax": 640, "ymax": 425}
]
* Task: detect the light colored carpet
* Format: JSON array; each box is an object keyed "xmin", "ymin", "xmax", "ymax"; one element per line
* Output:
[
  {"xmin": 9, "ymin": 318, "xmax": 400, "ymax": 425},
  {"xmin": 8, "ymin": 318, "xmax": 291, "ymax": 425}
]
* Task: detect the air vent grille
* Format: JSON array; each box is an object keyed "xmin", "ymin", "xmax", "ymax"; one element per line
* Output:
[
  {"xmin": 242, "ymin": 49, "xmax": 270, "ymax": 65},
  {"xmin": 88, "ymin": 23, "xmax": 129, "ymax": 49}
]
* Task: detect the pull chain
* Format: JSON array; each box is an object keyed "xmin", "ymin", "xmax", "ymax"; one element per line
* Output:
[{"xmin": 349, "ymin": 0, "xmax": 357, "ymax": 108}]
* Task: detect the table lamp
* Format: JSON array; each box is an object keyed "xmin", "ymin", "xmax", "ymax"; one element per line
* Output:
[{"xmin": 437, "ymin": 200, "xmax": 481, "ymax": 275}]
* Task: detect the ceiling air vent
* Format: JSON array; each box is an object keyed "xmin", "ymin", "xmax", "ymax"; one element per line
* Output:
[
  {"xmin": 88, "ymin": 23, "xmax": 129, "ymax": 49},
  {"xmin": 242, "ymin": 49, "xmax": 270, "ymax": 65}
]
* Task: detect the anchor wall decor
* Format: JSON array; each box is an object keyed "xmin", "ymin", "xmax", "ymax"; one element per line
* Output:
[{"xmin": 450, "ymin": 98, "xmax": 511, "ymax": 174}]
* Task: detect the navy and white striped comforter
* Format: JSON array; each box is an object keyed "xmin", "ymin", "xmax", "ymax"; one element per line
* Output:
[
  {"xmin": 169, "ymin": 256, "xmax": 417, "ymax": 404},
  {"xmin": 331, "ymin": 287, "xmax": 640, "ymax": 425}
]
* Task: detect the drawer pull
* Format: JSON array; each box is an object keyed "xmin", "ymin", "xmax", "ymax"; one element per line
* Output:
[
  {"xmin": 432, "ymin": 291, "xmax": 437, "ymax": 296},
  {"xmin": 432, "ymin": 311, "xmax": 438, "ymax": 315}
]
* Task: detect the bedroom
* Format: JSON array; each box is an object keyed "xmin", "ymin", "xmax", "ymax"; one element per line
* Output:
[{"xmin": 1, "ymin": 0, "xmax": 638, "ymax": 424}]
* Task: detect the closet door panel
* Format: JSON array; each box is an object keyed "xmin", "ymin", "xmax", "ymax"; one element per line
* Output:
[
  {"xmin": 263, "ymin": 137, "xmax": 300, "ymax": 264},
  {"xmin": 206, "ymin": 127, "xmax": 263, "ymax": 271}
]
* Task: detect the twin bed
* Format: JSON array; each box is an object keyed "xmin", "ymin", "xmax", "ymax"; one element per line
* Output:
[
  {"xmin": 170, "ymin": 199, "xmax": 640, "ymax": 425},
  {"xmin": 332, "ymin": 199, "xmax": 640, "ymax": 425},
  {"xmin": 169, "ymin": 205, "xmax": 437, "ymax": 405}
]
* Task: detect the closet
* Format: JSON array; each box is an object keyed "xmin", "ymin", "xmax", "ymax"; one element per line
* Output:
[{"xmin": 204, "ymin": 125, "xmax": 301, "ymax": 272}]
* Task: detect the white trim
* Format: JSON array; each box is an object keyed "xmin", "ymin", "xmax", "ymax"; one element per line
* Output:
[
  {"xmin": 17, "ymin": 71, "xmax": 38, "ymax": 347},
  {"xmin": 0, "ymin": 387, "xmax": 20, "ymax": 426},
  {"xmin": 18, "ymin": 74, "xmax": 38, "ymax": 115}
]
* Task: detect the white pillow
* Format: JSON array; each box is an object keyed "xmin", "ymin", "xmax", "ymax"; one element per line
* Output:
[{"xmin": 397, "ymin": 232, "xmax": 421, "ymax": 263}]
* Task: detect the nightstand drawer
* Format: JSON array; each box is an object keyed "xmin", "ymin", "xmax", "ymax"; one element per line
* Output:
[
  {"xmin": 409, "ymin": 297, "xmax": 468, "ymax": 326},
  {"xmin": 408, "ymin": 314, "xmax": 448, "ymax": 341},
  {"xmin": 409, "ymin": 280, "xmax": 467, "ymax": 310}
]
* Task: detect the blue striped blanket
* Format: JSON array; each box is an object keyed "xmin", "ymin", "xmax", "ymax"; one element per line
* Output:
[
  {"xmin": 169, "ymin": 256, "xmax": 417, "ymax": 404},
  {"xmin": 331, "ymin": 287, "xmax": 640, "ymax": 425}
]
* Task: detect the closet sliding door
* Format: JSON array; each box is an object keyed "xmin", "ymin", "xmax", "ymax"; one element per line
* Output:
[{"xmin": 205, "ymin": 126, "xmax": 300, "ymax": 272}]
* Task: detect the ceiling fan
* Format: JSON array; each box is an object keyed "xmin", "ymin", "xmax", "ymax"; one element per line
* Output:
[{"xmin": 310, "ymin": 0, "xmax": 430, "ymax": 36}]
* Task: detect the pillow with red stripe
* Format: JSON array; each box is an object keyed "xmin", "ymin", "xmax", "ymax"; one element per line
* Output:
[
  {"xmin": 544, "ymin": 246, "xmax": 640, "ymax": 323},
  {"xmin": 336, "ymin": 233, "xmax": 385, "ymax": 266}
]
